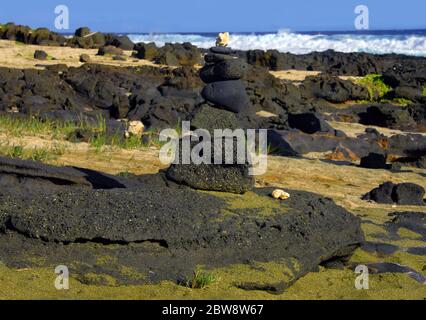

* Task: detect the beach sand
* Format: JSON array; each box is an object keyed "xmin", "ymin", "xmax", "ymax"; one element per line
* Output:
[{"xmin": 0, "ymin": 40, "xmax": 156, "ymax": 69}]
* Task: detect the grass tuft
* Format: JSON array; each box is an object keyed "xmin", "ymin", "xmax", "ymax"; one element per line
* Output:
[
  {"xmin": 0, "ymin": 144, "xmax": 58, "ymax": 163},
  {"xmin": 0, "ymin": 114, "xmax": 147, "ymax": 151},
  {"xmin": 355, "ymin": 74, "xmax": 392, "ymax": 102},
  {"xmin": 181, "ymin": 269, "xmax": 216, "ymax": 289}
]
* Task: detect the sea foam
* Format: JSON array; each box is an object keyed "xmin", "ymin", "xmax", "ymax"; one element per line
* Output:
[{"xmin": 128, "ymin": 31, "xmax": 426, "ymax": 56}]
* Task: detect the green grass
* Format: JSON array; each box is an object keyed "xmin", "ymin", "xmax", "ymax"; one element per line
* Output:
[
  {"xmin": 0, "ymin": 144, "xmax": 60, "ymax": 163},
  {"xmin": 181, "ymin": 269, "xmax": 217, "ymax": 289},
  {"xmin": 380, "ymin": 98, "xmax": 413, "ymax": 106},
  {"xmin": 0, "ymin": 115, "xmax": 84, "ymax": 138},
  {"xmin": 355, "ymin": 74, "xmax": 392, "ymax": 102},
  {"xmin": 0, "ymin": 114, "xmax": 146, "ymax": 151},
  {"xmin": 423, "ymin": 87, "xmax": 426, "ymax": 96}
]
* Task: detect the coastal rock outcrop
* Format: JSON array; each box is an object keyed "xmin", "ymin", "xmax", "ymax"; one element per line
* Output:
[
  {"xmin": 363, "ymin": 182, "xmax": 425, "ymax": 205},
  {"xmin": 0, "ymin": 157, "xmax": 364, "ymax": 289}
]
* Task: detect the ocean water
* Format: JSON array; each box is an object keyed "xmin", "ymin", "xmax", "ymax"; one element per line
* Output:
[{"xmin": 128, "ymin": 30, "xmax": 426, "ymax": 57}]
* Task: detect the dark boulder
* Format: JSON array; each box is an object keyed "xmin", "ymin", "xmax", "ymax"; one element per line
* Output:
[
  {"xmin": 134, "ymin": 42, "xmax": 158, "ymax": 60},
  {"xmin": 359, "ymin": 105, "xmax": 416, "ymax": 130},
  {"xmin": 393, "ymin": 183, "xmax": 425, "ymax": 206},
  {"xmin": 395, "ymin": 86, "xmax": 423, "ymax": 101},
  {"xmin": 360, "ymin": 153, "xmax": 387, "ymax": 169},
  {"xmin": 363, "ymin": 182, "xmax": 425, "ymax": 205},
  {"xmin": 166, "ymin": 137, "xmax": 255, "ymax": 194},
  {"xmin": 97, "ymin": 45, "xmax": 123, "ymax": 56},
  {"xmin": 66, "ymin": 36, "xmax": 94, "ymax": 49},
  {"xmin": 288, "ymin": 112, "xmax": 334, "ymax": 134},
  {"xmin": 79, "ymin": 54, "xmax": 91, "ymax": 63},
  {"xmin": 112, "ymin": 55, "xmax": 127, "ymax": 61},
  {"xmin": 0, "ymin": 173, "xmax": 364, "ymax": 289},
  {"xmin": 75, "ymin": 27, "xmax": 91, "ymax": 37},
  {"xmin": 105, "ymin": 35, "xmax": 135, "ymax": 51},
  {"xmin": 34, "ymin": 50, "xmax": 48, "ymax": 60},
  {"xmin": 190, "ymin": 104, "xmax": 240, "ymax": 133},
  {"xmin": 204, "ymin": 53, "xmax": 235, "ymax": 63},
  {"xmin": 363, "ymin": 182, "xmax": 395, "ymax": 204},
  {"xmin": 200, "ymin": 59, "xmax": 249, "ymax": 83},
  {"xmin": 301, "ymin": 76, "xmax": 369, "ymax": 103},
  {"xmin": 210, "ymin": 46, "xmax": 237, "ymax": 55},
  {"xmin": 201, "ymin": 80, "xmax": 252, "ymax": 113},
  {"xmin": 155, "ymin": 43, "xmax": 202, "ymax": 66}
]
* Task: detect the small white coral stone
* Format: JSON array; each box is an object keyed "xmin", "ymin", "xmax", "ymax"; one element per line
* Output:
[
  {"xmin": 127, "ymin": 121, "xmax": 145, "ymax": 138},
  {"xmin": 272, "ymin": 189, "xmax": 290, "ymax": 200}
]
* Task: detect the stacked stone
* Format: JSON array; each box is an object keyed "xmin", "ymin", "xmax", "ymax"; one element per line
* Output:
[
  {"xmin": 200, "ymin": 47, "xmax": 253, "ymax": 114},
  {"xmin": 165, "ymin": 46, "xmax": 255, "ymax": 194}
]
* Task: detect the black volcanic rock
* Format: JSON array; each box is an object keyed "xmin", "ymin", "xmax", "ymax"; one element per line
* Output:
[
  {"xmin": 363, "ymin": 182, "xmax": 425, "ymax": 205},
  {"xmin": 75, "ymin": 27, "xmax": 91, "ymax": 37},
  {"xmin": 204, "ymin": 53, "xmax": 235, "ymax": 63},
  {"xmin": 0, "ymin": 156, "xmax": 364, "ymax": 289},
  {"xmin": 200, "ymin": 59, "xmax": 249, "ymax": 83},
  {"xmin": 359, "ymin": 105, "xmax": 416, "ymax": 130},
  {"xmin": 201, "ymin": 80, "xmax": 251, "ymax": 113},
  {"xmin": 134, "ymin": 42, "xmax": 159, "ymax": 60},
  {"xmin": 210, "ymin": 46, "xmax": 237, "ymax": 55},
  {"xmin": 363, "ymin": 182, "xmax": 395, "ymax": 204},
  {"xmin": 79, "ymin": 54, "xmax": 91, "ymax": 63},
  {"xmin": 360, "ymin": 153, "xmax": 387, "ymax": 169},
  {"xmin": 0, "ymin": 180, "xmax": 364, "ymax": 288},
  {"xmin": 166, "ymin": 137, "xmax": 255, "ymax": 194},
  {"xmin": 393, "ymin": 183, "xmax": 425, "ymax": 206},
  {"xmin": 190, "ymin": 104, "xmax": 240, "ymax": 133},
  {"xmin": 288, "ymin": 112, "xmax": 334, "ymax": 134},
  {"xmin": 97, "ymin": 45, "xmax": 123, "ymax": 56},
  {"xmin": 33, "ymin": 50, "xmax": 48, "ymax": 60},
  {"xmin": 155, "ymin": 43, "xmax": 202, "ymax": 66},
  {"xmin": 105, "ymin": 35, "xmax": 135, "ymax": 51}
]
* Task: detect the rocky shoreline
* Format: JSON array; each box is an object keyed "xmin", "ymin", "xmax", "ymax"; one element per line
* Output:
[{"xmin": 0, "ymin": 23, "xmax": 425, "ymax": 296}]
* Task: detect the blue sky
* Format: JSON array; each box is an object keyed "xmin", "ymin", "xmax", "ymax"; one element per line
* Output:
[{"xmin": 1, "ymin": 0, "xmax": 425, "ymax": 33}]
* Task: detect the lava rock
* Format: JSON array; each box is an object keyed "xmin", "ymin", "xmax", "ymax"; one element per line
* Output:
[
  {"xmin": 363, "ymin": 182, "xmax": 425, "ymax": 205},
  {"xmin": 360, "ymin": 153, "xmax": 387, "ymax": 169},
  {"xmin": 34, "ymin": 50, "xmax": 48, "ymax": 60},
  {"xmin": 75, "ymin": 27, "xmax": 91, "ymax": 37},
  {"xmin": 134, "ymin": 42, "xmax": 158, "ymax": 60},
  {"xmin": 363, "ymin": 182, "xmax": 396, "ymax": 204},
  {"xmin": 166, "ymin": 137, "xmax": 255, "ymax": 194},
  {"xmin": 200, "ymin": 59, "xmax": 249, "ymax": 83},
  {"xmin": 155, "ymin": 43, "xmax": 202, "ymax": 66},
  {"xmin": 97, "ymin": 45, "xmax": 123, "ymax": 56},
  {"xmin": 359, "ymin": 105, "xmax": 416, "ymax": 130},
  {"xmin": 210, "ymin": 47, "xmax": 236, "ymax": 55},
  {"xmin": 393, "ymin": 183, "xmax": 425, "ymax": 206},
  {"xmin": 204, "ymin": 53, "xmax": 236, "ymax": 63},
  {"xmin": 112, "ymin": 55, "xmax": 127, "ymax": 61},
  {"xmin": 0, "ymin": 181, "xmax": 364, "ymax": 289},
  {"xmin": 79, "ymin": 54, "xmax": 91, "ymax": 63},
  {"xmin": 201, "ymin": 80, "xmax": 251, "ymax": 113},
  {"xmin": 190, "ymin": 104, "xmax": 240, "ymax": 133},
  {"xmin": 288, "ymin": 112, "xmax": 334, "ymax": 134},
  {"xmin": 106, "ymin": 35, "xmax": 135, "ymax": 51}
]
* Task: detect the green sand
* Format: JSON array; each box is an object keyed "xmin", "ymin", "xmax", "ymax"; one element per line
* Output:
[{"xmin": 1, "ymin": 204, "xmax": 425, "ymax": 300}]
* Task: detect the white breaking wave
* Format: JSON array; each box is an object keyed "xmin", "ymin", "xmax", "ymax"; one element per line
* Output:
[{"xmin": 128, "ymin": 31, "xmax": 426, "ymax": 56}]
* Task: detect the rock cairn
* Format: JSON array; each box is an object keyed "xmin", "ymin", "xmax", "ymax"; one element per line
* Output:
[
  {"xmin": 165, "ymin": 41, "xmax": 255, "ymax": 194},
  {"xmin": 200, "ymin": 46, "xmax": 253, "ymax": 115}
]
